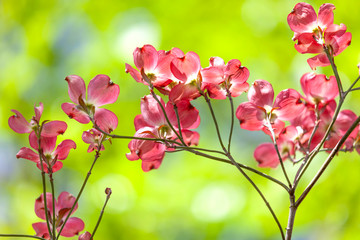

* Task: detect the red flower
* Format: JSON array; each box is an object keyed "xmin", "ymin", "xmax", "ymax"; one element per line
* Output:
[
  {"xmin": 236, "ymin": 80, "xmax": 304, "ymax": 136},
  {"xmin": 9, "ymin": 102, "xmax": 67, "ymax": 137},
  {"xmin": 62, "ymin": 75, "xmax": 119, "ymax": 133},
  {"xmin": 127, "ymin": 94, "xmax": 200, "ymax": 171},
  {"xmin": 300, "ymin": 72, "xmax": 338, "ymax": 104},
  {"xmin": 201, "ymin": 57, "xmax": 249, "ymax": 99},
  {"xmin": 16, "ymin": 132, "xmax": 76, "ymax": 173},
  {"xmin": 288, "ymin": 3, "xmax": 351, "ymax": 69},
  {"xmin": 32, "ymin": 192, "xmax": 84, "ymax": 239}
]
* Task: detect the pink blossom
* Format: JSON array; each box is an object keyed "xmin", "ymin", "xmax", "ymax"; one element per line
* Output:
[
  {"xmin": 62, "ymin": 74, "xmax": 119, "ymax": 133},
  {"xmin": 126, "ymin": 44, "xmax": 175, "ymax": 88},
  {"xmin": 201, "ymin": 57, "xmax": 249, "ymax": 99},
  {"xmin": 300, "ymin": 72, "xmax": 338, "ymax": 104},
  {"xmin": 127, "ymin": 94, "xmax": 200, "ymax": 171},
  {"xmin": 32, "ymin": 192, "xmax": 84, "ymax": 239},
  {"xmin": 288, "ymin": 3, "xmax": 351, "ymax": 69},
  {"xmin": 254, "ymin": 126, "xmax": 298, "ymax": 168},
  {"xmin": 82, "ymin": 128, "xmax": 105, "ymax": 152},
  {"xmin": 16, "ymin": 132, "xmax": 76, "ymax": 173},
  {"xmin": 236, "ymin": 80, "xmax": 304, "ymax": 136},
  {"xmin": 9, "ymin": 102, "xmax": 67, "ymax": 137}
]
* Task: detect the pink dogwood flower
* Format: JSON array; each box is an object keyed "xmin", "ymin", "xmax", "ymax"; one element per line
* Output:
[
  {"xmin": 9, "ymin": 102, "xmax": 67, "ymax": 137},
  {"xmin": 16, "ymin": 132, "xmax": 76, "ymax": 173},
  {"xmin": 236, "ymin": 80, "xmax": 304, "ymax": 136},
  {"xmin": 125, "ymin": 44, "xmax": 175, "ymax": 88},
  {"xmin": 32, "ymin": 192, "xmax": 84, "ymax": 239},
  {"xmin": 254, "ymin": 126, "xmax": 300, "ymax": 168},
  {"xmin": 62, "ymin": 74, "xmax": 119, "ymax": 133},
  {"xmin": 82, "ymin": 128, "xmax": 106, "ymax": 152},
  {"xmin": 127, "ymin": 94, "xmax": 200, "ymax": 171},
  {"xmin": 288, "ymin": 3, "xmax": 351, "ymax": 69},
  {"xmin": 168, "ymin": 49, "xmax": 202, "ymax": 103},
  {"xmin": 300, "ymin": 72, "xmax": 338, "ymax": 105},
  {"xmin": 201, "ymin": 57, "xmax": 249, "ymax": 99}
]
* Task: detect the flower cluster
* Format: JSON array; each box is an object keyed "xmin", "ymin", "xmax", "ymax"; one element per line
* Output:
[
  {"xmin": 125, "ymin": 44, "xmax": 250, "ymax": 171},
  {"xmin": 9, "ymin": 103, "xmax": 75, "ymax": 173},
  {"xmin": 32, "ymin": 192, "xmax": 85, "ymax": 239},
  {"xmin": 242, "ymin": 3, "xmax": 357, "ymax": 168},
  {"xmin": 287, "ymin": 2, "xmax": 352, "ymax": 69}
]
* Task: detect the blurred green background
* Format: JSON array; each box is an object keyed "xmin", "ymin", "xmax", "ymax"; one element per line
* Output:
[{"xmin": 1, "ymin": 0, "xmax": 360, "ymax": 239}]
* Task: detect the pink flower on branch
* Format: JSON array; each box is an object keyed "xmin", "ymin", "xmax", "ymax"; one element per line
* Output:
[
  {"xmin": 125, "ymin": 44, "xmax": 175, "ymax": 88},
  {"xmin": 9, "ymin": 102, "xmax": 67, "ymax": 137},
  {"xmin": 201, "ymin": 57, "xmax": 250, "ymax": 99},
  {"xmin": 62, "ymin": 74, "xmax": 119, "ymax": 133},
  {"xmin": 32, "ymin": 192, "xmax": 85, "ymax": 239},
  {"xmin": 16, "ymin": 132, "xmax": 76, "ymax": 173},
  {"xmin": 288, "ymin": 3, "xmax": 352, "ymax": 69},
  {"xmin": 127, "ymin": 94, "xmax": 200, "ymax": 171},
  {"xmin": 300, "ymin": 72, "xmax": 338, "ymax": 105},
  {"xmin": 236, "ymin": 80, "xmax": 305, "ymax": 136}
]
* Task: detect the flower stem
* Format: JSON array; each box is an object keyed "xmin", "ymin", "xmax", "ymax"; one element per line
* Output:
[
  {"xmin": 0, "ymin": 234, "xmax": 46, "ymax": 240},
  {"xmin": 90, "ymin": 188, "xmax": 112, "ymax": 240},
  {"xmin": 296, "ymin": 115, "xmax": 360, "ymax": 207},
  {"xmin": 56, "ymin": 137, "xmax": 105, "ymax": 239}
]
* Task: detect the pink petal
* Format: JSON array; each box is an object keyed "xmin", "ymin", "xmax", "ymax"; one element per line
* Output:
[
  {"xmin": 317, "ymin": 3, "xmax": 335, "ymax": 29},
  {"xmin": 336, "ymin": 110, "xmax": 358, "ymax": 135},
  {"xmin": 126, "ymin": 127, "xmax": 166, "ymax": 162},
  {"xmin": 225, "ymin": 59, "xmax": 250, "ymax": 84},
  {"xmin": 133, "ymin": 44, "xmax": 158, "ymax": 72},
  {"xmin": 142, "ymin": 159, "xmax": 163, "ymax": 172},
  {"xmin": 82, "ymin": 129, "xmax": 102, "ymax": 144},
  {"xmin": 61, "ymin": 102, "xmax": 90, "ymax": 124},
  {"xmin": 207, "ymin": 84, "xmax": 227, "ymax": 99},
  {"xmin": 51, "ymin": 161, "xmax": 63, "ymax": 173},
  {"xmin": 87, "ymin": 74, "xmax": 120, "ymax": 107},
  {"xmin": 229, "ymin": 82, "xmax": 249, "ymax": 98},
  {"xmin": 307, "ymin": 53, "xmax": 330, "ymax": 70},
  {"xmin": 180, "ymin": 129, "xmax": 200, "ymax": 146},
  {"xmin": 140, "ymin": 95, "xmax": 166, "ymax": 127},
  {"xmin": 151, "ymin": 51, "xmax": 176, "ymax": 87},
  {"xmin": 287, "ymin": 2, "xmax": 317, "ymax": 33},
  {"xmin": 201, "ymin": 66, "xmax": 224, "ymax": 86},
  {"xmin": 16, "ymin": 147, "xmax": 39, "ymax": 162},
  {"xmin": 236, "ymin": 102, "xmax": 266, "ymax": 131},
  {"xmin": 29, "ymin": 132, "xmax": 57, "ymax": 155},
  {"xmin": 53, "ymin": 139, "xmax": 76, "ymax": 160},
  {"xmin": 134, "ymin": 114, "xmax": 151, "ymax": 131},
  {"xmin": 248, "ymin": 80, "xmax": 274, "ymax": 107},
  {"xmin": 166, "ymin": 100, "xmax": 200, "ymax": 129},
  {"xmin": 35, "ymin": 192, "xmax": 55, "ymax": 220},
  {"xmin": 34, "ymin": 102, "xmax": 44, "ymax": 122},
  {"xmin": 170, "ymin": 51, "xmax": 201, "ymax": 82},
  {"xmin": 273, "ymin": 89, "xmax": 305, "ymax": 121},
  {"xmin": 169, "ymin": 83, "xmax": 201, "ymax": 104},
  {"xmin": 125, "ymin": 63, "xmax": 143, "ymax": 83},
  {"xmin": 254, "ymin": 143, "xmax": 281, "ymax": 168},
  {"xmin": 294, "ymin": 33, "xmax": 323, "ymax": 54},
  {"xmin": 94, "ymin": 108, "xmax": 118, "ymax": 133},
  {"xmin": 32, "ymin": 222, "xmax": 51, "ymax": 239},
  {"xmin": 59, "ymin": 217, "xmax": 85, "ymax": 237},
  {"xmin": 8, "ymin": 110, "xmax": 31, "ymax": 134},
  {"xmin": 41, "ymin": 121, "xmax": 68, "ymax": 137},
  {"xmin": 57, "ymin": 191, "xmax": 77, "ymax": 215},
  {"xmin": 300, "ymin": 72, "xmax": 338, "ymax": 104},
  {"xmin": 209, "ymin": 56, "xmax": 225, "ymax": 67},
  {"xmin": 65, "ymin": 75, "xmax": 86, "ymax": 104},
  {"xmin": 79, "ymin": 231, "xmax": 92, "ymax": 240}
]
